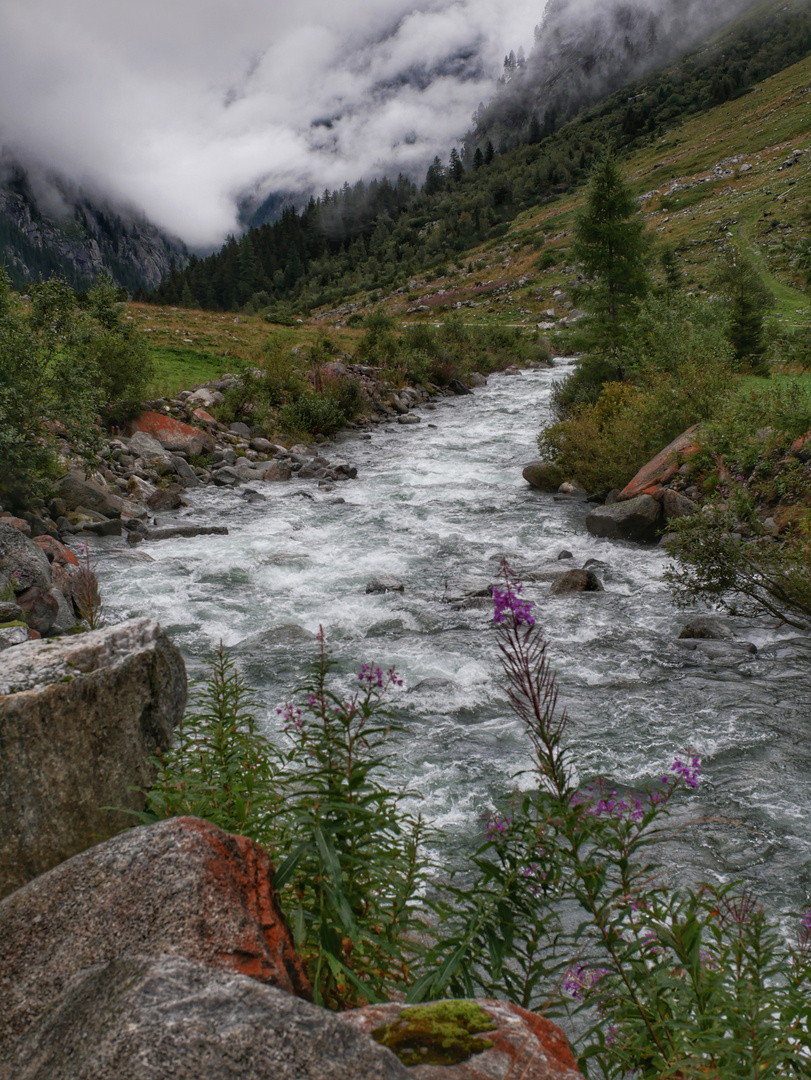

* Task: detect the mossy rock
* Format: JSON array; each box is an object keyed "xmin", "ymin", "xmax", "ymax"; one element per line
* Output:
[{"xmin": 371, "ymin": 1001, "xmax": 496, "ymax": 1067}]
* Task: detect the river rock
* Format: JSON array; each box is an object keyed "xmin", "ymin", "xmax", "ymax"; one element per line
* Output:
[
  {"xmin": 188, "ymin": 387, "xmax": 224, "ymax": 409},
  {"xmin": 147, "ymin": 484, "xmax": 187, "ymax": 511},
  {"xmin": 557, "ymin": 549, "xmax": 574, "ymax": 560},
  {"xmin": 212, "ymin": 466, "xmax": 242, "ymax": 486},
  {"xmin": 468, "ymin": 371, "xmax": 487, "ymax": 387},
  {"xmin": 345, "ymin": 999, "xmax": 582, "ymax": 1080},
  {"xmin": 448, "ymin": 379, "xmax": 472, "ymax": 395},
  {"xmin": 230, "ymin": 421, "xmax": 251, "ymax": 437},
  {"xmin": 366, "ymin": 575, "xmax": 405, "ymax": 594},
  {"xmin": 55, "ymin": 470, "xmax": 126, "ymax": 517},
  {"xmin": 0, "ymin": 954, "xmax": 405, "ymax": 1080},
  {"xmin": 678, "ymin": 617, "xmax": 734, "ymax": 641},
  {"xmin": 263, "ymin": 461, "xmax": 292, "ymax": 482},
  {"xmin": 617, "ymin": 426, "xmax": 700, "ymax": 501},
  {"xmin": 663, "ymin": 490, "xmax": 698, "ymax": 520},
  {"xmin": 77, "ymin": 515, "xmax": 123, "ymax": 537},
  {"xmin": 549, "ymin": 569, "xmax": 604, "ymax": 595},
  {"xmin": 0, "ymin": 523, "xmax": 52, "ymax": 593},
  {"xmin": 522, "ymin": 461, "xmax": 564, "ymax": 491},
  {"xmin": 129, "ymin": 430, "xmax": 178, "ymax": 475},
  {"xmin": 146, "ymin": 525, "xmax": 229, "ymax": 541},
  {"xmin": 129, "ymin": 410, "xmax": 215, "ymax": 457},
  {"xmin": 398, "ymin": 414, "xmax": 421, "ymax": 425},
  {"xmin": 0, "ymin": 817, "xmax": 312, "ymax": 1063},
  {"xmin": 585, "ymin": 494, "xmax": 662, "ymax": 543},
  {"xmin": 171, "ymin": 454, "xmax": 203, "ymax": 488},
  {"xmin": 15, "ymin": 586, "xmax": 60, "ymax": 635},
  {"xmin": 0, "ymin": 514, "xmax": 31, "ymax": 536},
  {"xmin": 0, "ymin": 600, "xmax": 23, "ymax": 622},
  {"xmin": 0, "ymin": 618, "xmax": 186, "ymax": 898},
  {"xmin": 673, "ymin": 639, "xmax": 757, "ymax": 661},
  {"xmin": 233, "ymin": 624, "xmax": 317, "ymax": 654},
  {"xmin": 32, "ymin": 535, "xmax": 78, "ymax": 567},
  {"xmin": 250, "ymin": 437, "xmax": 275, "ymax": 453}
]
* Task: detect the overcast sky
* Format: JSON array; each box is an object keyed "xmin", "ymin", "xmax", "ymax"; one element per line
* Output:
[{"xmin": 0, "ymin": 0, "xmax": 544, "ymax": 246}]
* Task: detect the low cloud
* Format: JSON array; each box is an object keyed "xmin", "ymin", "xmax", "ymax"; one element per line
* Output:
[{"xmin": 0, "ymin": 0, "xmax": 540, "ymax": 246}]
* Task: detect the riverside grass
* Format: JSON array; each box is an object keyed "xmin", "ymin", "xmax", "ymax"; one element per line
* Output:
[{"xmin": 134, "ymin": 563, "xmax": 811, "ymax": 1078}]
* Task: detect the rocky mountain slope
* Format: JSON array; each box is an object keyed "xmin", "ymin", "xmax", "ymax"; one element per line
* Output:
[
  {"xmin": 0, "ymin": 154, "xmax": 187, "ymax": 293},
  {"xmin": 472, "ymin": 0, "xmax": 763, "ymax": 150}
]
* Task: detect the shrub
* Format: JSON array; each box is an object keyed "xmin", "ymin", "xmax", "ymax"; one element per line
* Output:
[
  {"xmin": 664, "ymin": 379, "xmax": 811, "ymax": 628},
  {"xmin": 139, "ymin": 638, "xmax": 427, "ymax": 1009},
  {"xmin": 544, "ymin": 295, "xmax": 736, "ymax": 489}
]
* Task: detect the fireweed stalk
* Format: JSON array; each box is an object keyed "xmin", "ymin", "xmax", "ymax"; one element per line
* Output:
[{"xmin": 416, "ymin": 560, "xmax": 811, "ymax": 1079}]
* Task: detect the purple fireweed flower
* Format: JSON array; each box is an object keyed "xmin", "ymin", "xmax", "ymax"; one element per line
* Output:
[
  {"xmin": 670, "ymin": 753, "xmax": 701, "ymax": 789},
  {"xmin": 277, "ymin": 702, "xmax": 303, "ymax": 729},
  {"xmin": 492, "ymin": 585, "xmax": 535, "ymax": 627},
  {"xmin": 484, "ymin": 813, "xmax": 512, "ymax": 839},
  {"xmin": 563, "ymin": 963, "xmax": 609, "ymax": 1001}
]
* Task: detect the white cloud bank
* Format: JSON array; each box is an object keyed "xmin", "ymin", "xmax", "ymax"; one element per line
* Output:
[{"xmin": 0, "ymin": 0, "xmax": 541, "ymax": 245}]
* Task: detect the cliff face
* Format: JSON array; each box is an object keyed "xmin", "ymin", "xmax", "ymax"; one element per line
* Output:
[{"xmin": 0, "ymin": 155, "xmax": 187, "ymax": 293}]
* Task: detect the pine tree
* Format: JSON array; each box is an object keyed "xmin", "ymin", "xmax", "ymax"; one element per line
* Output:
[
  {"xmin": 712, "ymin": 245, "xmax": 774, "ymax": 366},
  {"xmin": 473, "ymin": 147, "xmax": 484, "ymax": 170},
  {"xmin": 448, "ymin": 148, "xmax": 464, "ymax": 184},
  {"xmin": 484, "ymin": 141, "xmax": 494, "ymax": 165},
  {"xmin": 572, "ymin": 153, "xmax": 649, "ymax": 352}
]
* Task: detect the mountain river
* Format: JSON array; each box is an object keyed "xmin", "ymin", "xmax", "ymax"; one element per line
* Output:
[{"xmin": 95, "ymin": 362, "xmax": 811, "ymax": 916}]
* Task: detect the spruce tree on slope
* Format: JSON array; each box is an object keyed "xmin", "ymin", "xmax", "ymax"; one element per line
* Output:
[{"xmin": 572, "ymin": 153, "xmax": 649, "ymax": 357}]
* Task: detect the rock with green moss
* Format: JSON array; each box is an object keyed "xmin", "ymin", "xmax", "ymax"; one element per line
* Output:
[
  {"xmin": 345, "ymin": 998, "xmax": 584, "ymax": 1079},
  {"xmin": 371, "ymin": 1001, "xmax": 496, "ymax": 1066}
]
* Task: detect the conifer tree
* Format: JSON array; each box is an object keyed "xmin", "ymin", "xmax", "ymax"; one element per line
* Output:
[{"xmin": 572, "ymin": 153, "xmax": 649, "ymax": 352}]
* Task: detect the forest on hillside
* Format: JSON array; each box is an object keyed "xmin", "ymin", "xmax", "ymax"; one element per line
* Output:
[{"xmin": 146, "ymin": 1, "xmax": 811, "ymax": 315}]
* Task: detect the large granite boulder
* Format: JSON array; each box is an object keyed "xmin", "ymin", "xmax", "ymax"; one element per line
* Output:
[
  {"xmin": 345, "ymin": 999, "xmax": 582, "ymax": 1079},
  {"xmin": 0, "ymin": 955, "xmax": 405, "ymax": 1080},
  {"xmin": 0, "ymin": 816, "xmax": 312, "ymax": 1061},
  {"xmin": 522, "ymin": 461, "xmax": 564, "ymax": 491},
  {"xmin": 55, "ymin": 469, "xmax": 127, "ymax": 518},
  {"xmin": 585, "ymin": 494, "xmax": 662, "ymax": 543},
  {"xmin": 128, "ymin": 409, "xmax": 215, "ymax": 456},
  {"xmin": 0, "ymin": 618, "xmax": 186, "ymax": 897}
]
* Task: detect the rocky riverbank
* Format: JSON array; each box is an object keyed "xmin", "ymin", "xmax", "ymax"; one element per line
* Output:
[{"xmin": 0, "ymin": 364, "xmax": 541, "ymax": 647}]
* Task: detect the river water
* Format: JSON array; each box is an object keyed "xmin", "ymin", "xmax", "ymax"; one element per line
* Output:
[{"xmin": 95, "ymin": 363, "xmax": 811, "ymax": 916}]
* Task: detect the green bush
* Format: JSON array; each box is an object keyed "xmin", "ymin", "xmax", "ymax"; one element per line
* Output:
[
  {"xmin": 543, "ymin": 294, "xmax": 736, "ymax": 489},
  {"xmin": 279, "ymin": 391, "xmax": 348, "ymax": 437},
  {"xmin": 0, "ymin": 271, "xmax": 152, "ymax": 508}
]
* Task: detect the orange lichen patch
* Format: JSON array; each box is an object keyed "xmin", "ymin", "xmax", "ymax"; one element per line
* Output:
[
  {"xmin": 175, "ymin": 817, "xmax": 312, "ymax": 1000},
  {"xmin": 192, "ymin": 407, "xmax": 218, "ymax": 426},
  {"xmin": 345, "ymin": 998, "xmax": 583, "ymax": 1078},
  {"xmin": 128, "ymin": 410, "xmax": 214, "ymax": 455},
  {"xmin": 618, "ymin": 425, "xmax": 701, "ymax": 501},
  {"xmin": 33, "ymin": 536, "xmax": 79, "ymax": 567}
]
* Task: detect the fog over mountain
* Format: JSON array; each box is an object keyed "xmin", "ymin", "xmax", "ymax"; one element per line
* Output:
[{"xmin": 1, "ymin": 0, "xmax": 758, "ymax": 248}]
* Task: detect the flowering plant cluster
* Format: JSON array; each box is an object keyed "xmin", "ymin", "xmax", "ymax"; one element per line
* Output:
[
  {"xmin": 415, "ymin": 560, "xmax": 811, "ymax": 1078},
  {"xmin": 138, "ymin": 563, "xmax": 811, "ymax": 1073}
]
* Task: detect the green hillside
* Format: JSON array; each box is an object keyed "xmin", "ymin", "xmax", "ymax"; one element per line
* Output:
[{"xmin": 148, "ymin": 0, "xmax": 811, "ymax": 321}]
